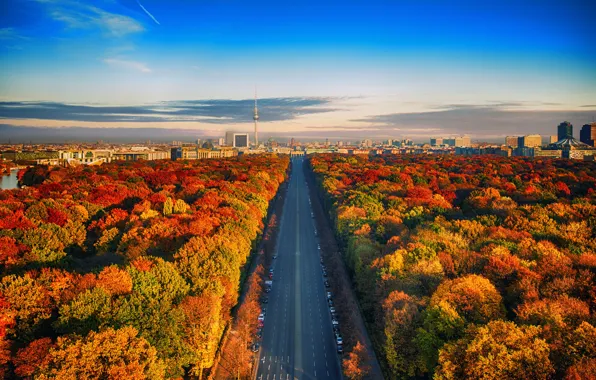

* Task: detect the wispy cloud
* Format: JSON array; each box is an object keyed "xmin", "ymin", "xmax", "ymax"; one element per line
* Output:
[
  {"xmin": 37, "ymin": 1, "xmax": 145, "ymax": 37},
  {"xmin": 103, "ymin": 58, "xmax": 151, "ymax": 73},
  {"xmin": 0, "ymin": 27, "xmax": 30, "ymax": 40},
  {"xmin": 136, "ymin": 0, "xmax": 160, "ymax": 25}
]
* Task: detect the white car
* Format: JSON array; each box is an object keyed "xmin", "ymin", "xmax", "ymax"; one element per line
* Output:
[
  {"xmin": 329, "ymin": 307, "xmax": 336, "ymax": 314},
  {"xmin": 258, "ymin": 313, "xmax": 265, "ymax": 322},
  {"xmin": 327, "ymin": 292, "xmax": 332, "ymax": 299},
  {"xmin": 336, "ymin": 335, "xmax": 343, "ymax": 345}
]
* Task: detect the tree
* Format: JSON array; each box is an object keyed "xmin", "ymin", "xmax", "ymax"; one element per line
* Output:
[
  {"xmin": 430, "ymin": 274, "xmax": 505, "ymax": 325},
  {"xmin": 435, "ymin": 321, "xmax": 554, "ymax": 380},
  {"xmin": 163, "ymin": 197, "xmax": 173, "ymax": 216},
  {"xmin": 34, "ymin": 326, "xmax": 166, "ymax": 379},
  {"xmin": 343, "ymin": 341, "xmax": 371, "ymax": 379}
]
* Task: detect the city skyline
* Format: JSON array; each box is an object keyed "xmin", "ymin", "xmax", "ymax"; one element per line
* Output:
[{"xmin": 1, "ymin": 0, "xmax": 595, "ymax": 141}]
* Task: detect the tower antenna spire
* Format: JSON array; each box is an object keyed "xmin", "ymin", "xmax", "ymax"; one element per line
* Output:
[{"xmin": 253, "ymin": 85, "xmax": 259, "ymax": 147}]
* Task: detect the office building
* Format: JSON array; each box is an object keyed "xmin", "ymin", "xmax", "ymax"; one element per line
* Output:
[
  {"xmin": 557, "ymin": 121, "xmax": 573, "ymax": 141},
  {"xmin": 225, "ymin": 132, "xmax": 250, "ymax": 148},
  {"xmin": 550, "ymin": 135, "xmax": 558, "ymax": 144},
  {"xmin": 521, "ymin": 134, "xmax": 542, "ymax": 148},
  {"xmin": 430, "ymin": 137, "xmax": 444, "ymax": 146},
  {"xmin": 455, "ymin": 136, "xmax": 471, "ymax": 147},
  {"xmin": 580, "ymin": 123, "xmax": 596, "ymax": 147},
  {"xmin": 505, "ymin": 136, "xmax": 519, "ymax": 148}
]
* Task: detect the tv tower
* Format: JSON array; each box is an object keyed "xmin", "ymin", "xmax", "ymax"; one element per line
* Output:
[{"xmin": 253, "ymin": 87, "xmax": 259, "ymax": 147}]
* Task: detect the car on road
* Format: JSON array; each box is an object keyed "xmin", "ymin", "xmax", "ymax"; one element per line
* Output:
[
  {"xmin": 265, "ymin": 286, "xmax": 271, "ymax": 293},
  {"xmin": 252, "ymin": 342, "xmax": 260, "ymax": 352},
  {"xmin": 323, "ymin": 271, "xmax": 328, "ymax": 277},
  {"xmin": 332, "ymin": 319, "xmax": 339, "ymax": 328},
  {"xmin": 333, "ymin": 325, "xmax": 340, "ymax": 333},
  {"xmin": 336, "ymin": 334, "xmax": 343, "ymax": 346},
  {"xmin": 311, "ymin": 212, "xmax": 314, "ymax": 218},
  {"xmin": 328, "ymin": 299, "xmax": 334, "ymax": 307},
  {"xmin": 329, "ymin": 306, "xmax": 336, "ymax": 314},
  {"xmin": 258, "ymin": 313, "xmax": 265, "ymax": 322},
  {"xmin": 262, "ymin": 297, "xmax": 268, "ymax": 304},
  {"xmin": 317, "ymin": 244, "xmax": 321, "ymax": 250},
  {"xmin": 324, "ymin": 280, "xmax": 330, "ymax": 288},
  {"xmin": 327, "ymin": 291, "xmax": 332, "ymax": 299},
  {"xmin": 273, "ymin": 254, "xmax": 277, "ymax": 259},
  {"xmin": 337, "ymin": 344, "xmax": 343, "ymax": 354}
]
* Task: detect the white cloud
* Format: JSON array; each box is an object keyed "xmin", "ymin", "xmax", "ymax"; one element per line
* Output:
[
  {"xmin": 103, "ymin": 58, "xmax": 151, "ymax": 73},
  {"xmin": 38, "ymin": 1, "xmax": 145, "ymax": 37},
  {"xmin": 0, "ymin": 27, "xmax": 30, "ymax": 40}
]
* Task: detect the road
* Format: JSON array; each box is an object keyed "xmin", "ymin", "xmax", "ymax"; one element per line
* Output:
[{"xmin": 256, "ymin": 157, "xmax": 342, "ymax": 380}]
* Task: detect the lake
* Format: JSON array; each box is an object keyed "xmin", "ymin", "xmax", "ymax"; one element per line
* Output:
[{"xmin": 0, "ymin": 170, "xmax": 19, "ymax": 190}]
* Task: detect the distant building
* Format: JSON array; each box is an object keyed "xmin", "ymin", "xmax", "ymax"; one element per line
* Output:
[
  {"xmin": 225, "ymin": 132, "xmax": 250, "ymax": 148},
  {"xmin": 362, "ymin": 139, "xmax": 373, "ymax": 148},
  {"xmin": 171, "ymin": 146, "xmax": 237, "ymax": 160},
  {"xmin": 455, "ymin": 136, "xmax": 471, "ymax": 147},
  {"xmin": 541, "ymin": 136, "xmax": 596, "ymax": 160},
  {"xmin": 580, "ymin": 123, "xmax": 596, "ymax": 147},
  {"xmin": 112, "ymin": 150, "xmax": 169, "ymax": 161},
  {"xmin": 550, "ymin": 135, "xmax": 558, "ymax": 144},
  {"xmin": 442, "ymin": 138, "xmax": 454, "ymax": 147},
  {"xmin": 505, "ymin": 136, "xmax": 519, "ymax": 148},
  {"xmin": 557, "ymin": 121, "xmax": 573, "ymax": 141},
  {"xmin": 59, "ymin": 149, "xmax": 113, "ymax": 164},
  {"xmin": 430, "ymin": 137, "xmax": 444, "ymax": 146},
  {"xmin": 521, "ymin": 134, "xmax": 542, "ymax": 148}
]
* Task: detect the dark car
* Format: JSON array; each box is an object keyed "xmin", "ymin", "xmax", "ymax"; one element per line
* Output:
[
  {"xmin": 262, "ymin": 297, "xmax": 268, "ymax": 304},
  {"xmin": 252, "ymin": 342, "xmax": 260, "ymax": 352},
  {"xmin": 337, "ymin": 344, "xmax": 343, "ymax": 354},
  {"xmin": 323, "ymin": 271, "xmax": 328, "ymax": 277},
  {"xmin": 324, "ymin": 280, "xmax": 330, "ymax": 288}
]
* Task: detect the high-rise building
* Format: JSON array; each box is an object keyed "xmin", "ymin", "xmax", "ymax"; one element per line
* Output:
[
  {"xmin": 455, "ymin": 136, "xmax": 471, "ymax": 147},
  {"xmin": 430, "ymin": 137, "xmax": 444, "ymax": 146},
  {"xmin": 225, "ymin": 132, "xmax": 250, "ymax": 148},
  {"xmin": 550, "ymin": 135, "xmax": 558, "ymax": 144},
  {"xmin": 362, "ymin": 139, "xmax": 373, "ymax": 148},
  {"xmin": 580, "ymin": 123, "xmax": 596, "ymax": 147},
  {"xmin": 443, "ymin": 138, "xmax": 456, "ymax": 147},
  {"xmin": 557, "ymin": 121, "xmax": 573, "ymax": 141},
  {"xmin": 521, "ymin": 134, "xmax": 542, "ymax": 148},
  {"xmin": 505, "ymin": 136, "xmax": 519, "ymax": 148},
  {"xmin": 196, "ymin": 139, "xmax": 201, "ymax": 146}
]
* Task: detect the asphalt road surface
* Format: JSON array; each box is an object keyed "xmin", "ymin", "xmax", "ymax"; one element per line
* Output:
[{"xmin": 256, "ymin": 158, "xmax": 342, "ymax": 380}]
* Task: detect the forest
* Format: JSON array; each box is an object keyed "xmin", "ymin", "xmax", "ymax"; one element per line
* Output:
[
  {"xmin": 309, "ymin": 154, "xmax": 596, "ymax": 379},
  {"xmin": 0, "ymin": 155, "xmax": 289, "ymax": 379}
]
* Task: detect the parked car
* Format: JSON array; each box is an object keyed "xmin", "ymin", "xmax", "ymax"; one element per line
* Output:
[
  {"xmin": 262, "ymin": 297, "xmax": 268, "ymax": 304},
  {"xmin": 337, "ymin": 344, "xmax": 343, "ymax": 354},
  {"xmin": 252, "ymin": 342, "xmax": 260, "ymax": 352},
  {"xmin": 258, "ymin": 313, "xmax": 265, "ymax": 322},
  {"xmin": 336, "ymin": 334, "xmax": 343, "ymax": 345},
  {"xmin": 324, "ymin": 280, "xmax": 330, "ymax": 288},
  {"xmin": 327, "ymin": 292, "xmax": 332, "ymax": 299},
  {"xmin": 273, "ymin": 254, "xmax": 277, "ymax": 259},
  {"xmin": 328, "ymin": 299, "xmax": 334, "ymax": 307},
  {"xmin": 329, "ymin": 307, "xmax": 336, "ymax": 314},
  {"xmin": 323, "ymin": 271, "xmax": 328, "ymax": 277}
]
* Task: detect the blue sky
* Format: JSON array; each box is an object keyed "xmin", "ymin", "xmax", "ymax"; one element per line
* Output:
[{"xmin": 0, "ymin": 0, "xmax": 595, "ymax": 141}]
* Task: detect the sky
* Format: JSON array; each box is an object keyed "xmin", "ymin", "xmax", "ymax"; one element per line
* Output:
[{"xmin": 0, "ymin": 0, "xmax": 595, "ymax": 142}]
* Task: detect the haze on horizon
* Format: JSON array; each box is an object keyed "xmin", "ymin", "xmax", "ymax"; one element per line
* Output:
[{"xmin": 1, "ymin": 0, "xmax": 595, "ymax": 142}]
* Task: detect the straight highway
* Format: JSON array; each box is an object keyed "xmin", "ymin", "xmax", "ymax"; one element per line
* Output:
[{"xmin": 256, "ymin": 157, "xmax": 342, "ymax": 380}]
